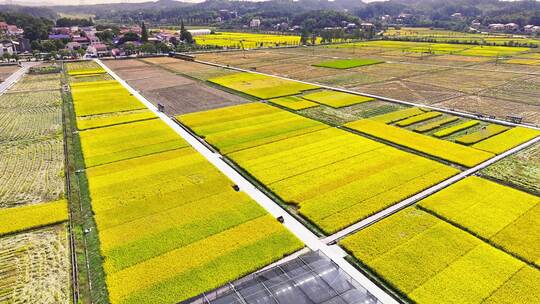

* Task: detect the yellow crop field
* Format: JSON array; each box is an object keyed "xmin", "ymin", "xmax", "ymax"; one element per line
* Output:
[
  {"xmin": 396, "ymin": 111, "xmax": 442, "ymax": 127},
  {"xmin": 76, "ymin": 110, "xmax": 157, "ymax": 130},
  {"xmin": 85, "ymin": 148, "xmax": 302, "ymax": 304},
  {"xmin": 182, "ymin": 104, "xmax": 458, "ymax": 234},
  {"xmin": 73, "ymin": 77, "xmax": 304, "ymax": 304},
  {"xmin": 371, "ymin": 107, "xmax": 426, "ymax": 123},
  {"xmin": 79, "ymin": 118, "xmax": 189, "ymax": 167},
  {"xmin": 301, "ymin": 90, "xmax": 374, "ymax": 108},
  {"xmin": 208, "ymin": 72, "xmax": 318, "ymax": 99},
  {"xmin": 269, "ymin": 96, "xmax": 318, "ymax": 110},
  {"xmin": 419, "ymin": 176, "xmax": 540, "ymax": 266},
  {"xmin": 472, "ymin": 126, "xmax": 540, "ymax": 154},
  {"xmin": 340, "ymin": 208, "xmax": 535, "ymax": 303},
  {"xmin": 455, "ymin": 124, "xmax": 509, "ymax": 145},
  {"xmin": 414, "ymin": 116, "xmax": 459, "ymax": 133},
  {"xmin": 433, "ymin": 120, "xmax": 480, "ymax": 137},
  {"xmin": 194, "ymin": 32, "xmax": 320, "ymax": 49},
  {"xmin": 178, "ymin": 103, "xmax": 328, "ymax": 154},
  {"xmin": 0, "ymin": 200, "xmax": 68, "ymax": 236},
  {"xmin": 70, "ymin": 80, "xmax": 146, "ymax": 116},
  {"xmin": 345, "ymin": 119, "xmax": 494, "ymax": 167}
]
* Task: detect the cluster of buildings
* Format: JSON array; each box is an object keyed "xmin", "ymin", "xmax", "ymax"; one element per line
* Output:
[
  {"xmin": 0, "ymin": 21, "xmax": 29, "ymax": 56},
  {"xmin": 475, "ymin": 22, "xmax": 540, "ymax": 34}
]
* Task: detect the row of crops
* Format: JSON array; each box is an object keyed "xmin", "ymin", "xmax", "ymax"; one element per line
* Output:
[
  {"xmin": 0, "ymin": 67, "xmax": 70, "ymax": 303},
  {"xmin": 67, "ymin": 61, "xmax": 303, "ymax": 304},
  {"xmin": 195, "ymin": 32, "xmax": 322, "ymax": 49},
  {"xmin": 175, "ymin": 65, "xmax": 540, "ymax": 303}
]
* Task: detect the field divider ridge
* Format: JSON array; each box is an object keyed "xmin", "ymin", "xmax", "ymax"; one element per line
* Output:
[
  {"xmin": 194, "ymin": 58, "xmax": 540, "ymax": 129},
  {"xmin": 95, "ymin": 58, "xmax": 399, "ymax": 304}
]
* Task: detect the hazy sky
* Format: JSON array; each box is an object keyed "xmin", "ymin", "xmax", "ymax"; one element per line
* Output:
[{"xmin": 4, "ymin": 0, "xmax": 386, "ymax": 5}]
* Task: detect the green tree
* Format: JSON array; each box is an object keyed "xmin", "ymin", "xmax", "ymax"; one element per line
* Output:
[
  {"xmin": 139, "ymin": 42, "xmax": 156, "ymax": 54},
  {"xmin": 179, "ymin": 19, "xmax": 193, "ymax": 44},
  {"xmin": 141, "ymin": 22, "xmax": 148, "ymax": 42}
]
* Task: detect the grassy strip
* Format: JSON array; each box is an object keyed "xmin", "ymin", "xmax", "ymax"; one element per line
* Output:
[
  {"xmin": 414, "ymin": 116, "xmax": 459, "ymax": 133},
  {"xmin": 396, "ymin": 111, "xmax": 442, "ymax": 127},
  {"xmin": 371, "ymin": 107, "xmax": 425, "ymax": 124},
  {"xmin": 313, "ymin": 58, "xmax": 384, "ymax": 69}
]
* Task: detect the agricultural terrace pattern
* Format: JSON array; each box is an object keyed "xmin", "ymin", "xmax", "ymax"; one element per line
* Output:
[
  {"xmin": 179, "ymin": 103, "xmax": 459, "ymax": 234},
  {"xmin": 68, "ymin": 65, "xmax": 303, "ymax": 304}
]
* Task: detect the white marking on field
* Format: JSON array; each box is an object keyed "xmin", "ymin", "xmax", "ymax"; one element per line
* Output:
[{"xmin": 96, "ymin": 59, "xmax": 399, "ymax": 304}]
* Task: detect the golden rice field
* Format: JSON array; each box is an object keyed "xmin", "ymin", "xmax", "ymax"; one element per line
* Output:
[
  {"xmin": 301, "ymin": 90, "xmax": 374, "ymax": 108},
  {"xmin": 419, "ymin": 177, "xmax": 540, "ymax": 267},
  {"xmin": 455, "ymin": 124, "xmax": 509, "ymax": 145},
  {"xmin": 180, "ymin": 103, "xmax": 458, "ymax": 234},
  {"xmin": 178, "ymin": 102, "xmax": 327, "ymax": 154},
  {"xmin": 472, "ymin": 127, "xmax": 540, "ymax": 154},
  {"xmin": 341, "ymin": 207, "xmax": 540, "ymax": 304},
  {"xmin": 79, "ymin": 117, "xmax": 188, "ymax": 167},
  {"xmin": 76, "ymin": 109, "xmax": 157, "ymax": 130},
  {"xmin": 0, "ymin": 199, "xmax": 68, "ymax": 236},
  {"xmin": 195, "ymin": 32, "xmax": 321, "ymax": 49},
  {"xmin": 70, "ymin": 80, "xmax": 146, "ymax": 116},
  {"xmin": 345, "ymin": 119, "xmax": 494, "ymax": 167},
  {"xmin": 269, "ymin": 96, "xmax": 319, "ymax": 110},
  {"xmin": 208, "ymin": 72, "xmax": 318, "ymax": 99},
  {"xmin": 71, "ymin": 67, "xmax": 303, "ymax": 304}
]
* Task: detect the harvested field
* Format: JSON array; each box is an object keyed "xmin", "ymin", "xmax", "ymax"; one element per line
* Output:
[
  {"xmin": 104, "ymin": 60, "xmax": 250, "ymax": 115},
  {"xmin": 481, "ymin": 142, "xmax": 540, "ymax": 195},
  {"xmin": 434, "ymin": 95, "xmax": 540, "ymax": 125},
  {"xmin": 0, "ymin": 225, "xmax": 70, "ymax": 304},
  {"xmin": 405, "ymin": 68, "xmax": 519, "ymax": 94},
  {"xmin": 9, "ymin": 73, "xmax": 61, "ymax": 92},
  {"xmin": 353, "ymin": 80, "xmax": 462, "ymax": 104},
  {"xmin": 100, "ymin": 59, "xmax": 150, "ymax": 70},
  {"xmin": 0, "ymin": 138, "xmax": 65, "ymax": 208},
  {"xmin": 0, "ymin": 65, "xmax": 19, "ymax": 82},
  {"xmin": 482, "ymin": 75, "xmax": 540, "ymax": 106}
]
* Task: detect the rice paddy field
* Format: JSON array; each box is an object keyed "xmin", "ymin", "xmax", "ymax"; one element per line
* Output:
[
  {"xmin": 179, "ymin": 103, "xmax": 459, "ymax": 234},
  {"xmin": 194, "ymin": 31, "xmax": 322, "ymax": 49},
  {"xmin": 67, "ymin": 64, "xmax": 304, "ymax": 304},
  {"xmin": 0, "ymin": 66, "xmax": 70, "ymax": 304}
]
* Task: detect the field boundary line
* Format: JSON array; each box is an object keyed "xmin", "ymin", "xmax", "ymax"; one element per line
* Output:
[
  {"xmin": 96, "ymin": 58, "xmax": 399, "ymax": 304},
  {"xmin": 194, "ymin": 58, "xmax": 540, "ymax": 129},
  {"xmin": 322, "ymin": 134, "xmax": 540, "ymax": 244}
]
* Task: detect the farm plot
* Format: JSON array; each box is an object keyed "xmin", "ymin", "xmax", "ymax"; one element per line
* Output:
[
  {"xmin": 0, "ymin": 225, "xmax": 70, "ymax": 304},
  {"xmin": 433, "ymin": 120, "xmax": 480, "ymax": 137},
  {"xmin": 0, "ymin": 94, "xmax": 62, "ymax": 142},
  {"xmin": 142, "ymin": 58, "xmax": 237, "ymax": 81},
  {"xmin": 301, "ymin": 90, "xmax": 374, "ymax": 108},
  {"xmin": 482, "ymin": 75, "xmax": 540, "ymax": 106},
  {"xmin": 66, "ymin": 60, "xmax": 106, "ymax": 76},
  {"xmin": 0, "ymin": 199, "xmax": 68, "ymax": 236},
  {"xmin": 0, "ymin": 90, "xmax": 61, "ymax": 109},
  {"xmin": 481, "ymin": 142, "xmax": 540, "ymax": 195},
  {"xmin": 180, "ymin": 103, "xmax": 458, "ymax": 234},
  {"xmin": 208, "ymin": 72, "xmax": 318, "ymax": 99},
  {"xmin": 340, "ymin": 208, "xmax": 538, "ymax": 304},
  {"xmin": 455, "ymin": 124, "xmax": 509, "ymax": 145},
  {"xmin": 103, "ymin": 60, "xmax": 249, "ymax": 115},
  {"xmin": 418, "ymin": 176, "xmax": 540, "ymax": 266},
  {"xmin": 269, "ymin": 96, "xmax": 318, "ymax": 110},
  {"xmin": 9, "ymin": 73, "xmax": 61, "ymax": 92},
  {"xmin": 70, "ymin": 80, "xmax": 146, "ymax": 116},
  {"xmin": 405, "ymin": 68, "xmax": 519, "ymax": 94},
  {"xmin": 413, "ymin": 116, "xmax": 459, "ymax": 133},
  {"xmin": 434, "ymin": 95, "xmax": 540, "ymax": 125},
  {"xmin": 76, "ymin": 109, "xmax": 157, "ymax": 130},
  {"xmin": 178, "ymin": 103, "xmax": 328, "ymax": 154},
  {"xmin": 0, "ymin": 65, "xmax": 19, "ymax": 82},
  {"xmin": 78, "ymin": 118, "xmax": 189, "ymax": 167},
  {"xmin": 313, "ymin": 58, "xmax": 384, "ymax": 69},
  {"xmin": 194, "ymin": 32, "xmax": 318, "ymax": 48},
  {"xmin": 82, "ymin": 138, "xmax": 302, "ymax": 304},
  {"xmin": 472, "ymin": 126, "xmax": 540, "ymax": 154},
  {"xmin": 345, "ymin": 119, "xmax": 494, "ymax": 167},
  {"xmin": 298, "ymin": 100, "xmax": 404, "ymax": 126}
]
